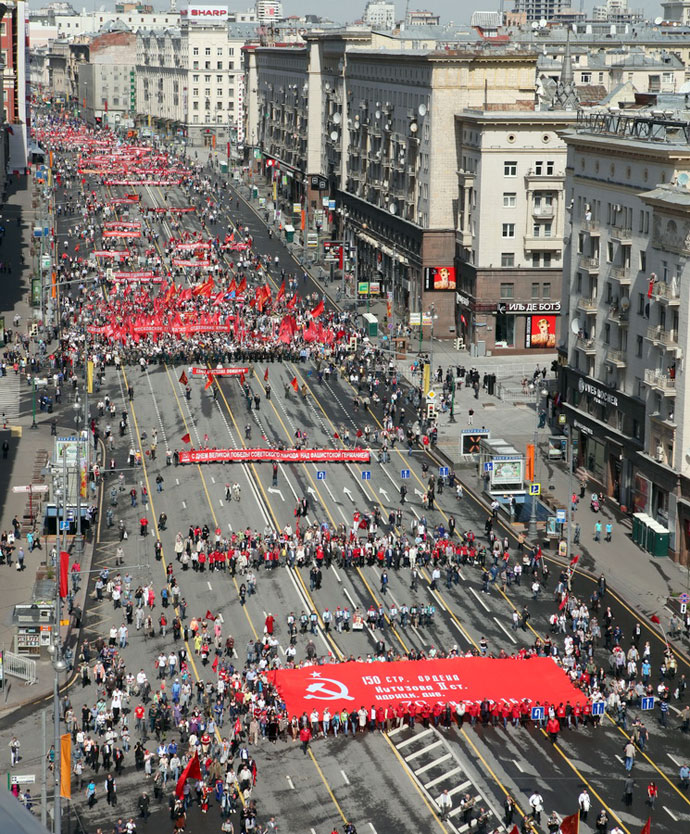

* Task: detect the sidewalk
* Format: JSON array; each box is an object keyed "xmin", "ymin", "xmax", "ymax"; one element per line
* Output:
[
  {"xmin": 0, "ymin": 174, "xmax": 96, "ymax": 716},
  {"xmin": 228, "ymin": 163, "xmax": 690, "ymax": 628}
]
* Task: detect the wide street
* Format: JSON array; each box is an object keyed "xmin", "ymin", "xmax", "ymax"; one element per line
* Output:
[{"xmin": 1, "ymin": 124, "xmax": 689, "ymax": 834}]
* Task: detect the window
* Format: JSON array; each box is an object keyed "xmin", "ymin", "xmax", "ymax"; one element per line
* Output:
[
  {"xmin": 638, "ymin": 292, "xmax": 647, "ymax": 317},
  {"xmin": 193, "ymin": 47, "xmax": 199, "ymax": 56},
  {"xmin": 205, "ymin": 47, "xmax": 211, "ymax": 56},
  {"xmin": 216, "ymin": 75, "xmax": 223, "ymax": 82},
  {"xmin": 543, "ymin": 223, "xmax": 552, "ymax": 237},
  {"xmin": 603, "ymin": 323, "xmax": 610, "ymax": 345},
  {"xmin": 217, "ymin": 89, "xmax": 223, "ymax": 98},
  {"xmin": 205, "ymin": 75, "xmax": 211, "ymax": 82},
  {"xmin": 532, "ymin": 254, "xmax": 541, "ymax": 268},
  {"xmin": 607, "ymin": 241, "xmax": 614, "ymax": 263},
  {"xmin": 217, "ymin": 62, "xmax": 223, "ymax": 70},
  {"xmin": 228, "ymin": 47, "xmax": 235, "ymax": 55},
  {"xmin": 193, "ymin": 61, "xmax": 199, "ymax": 69},
  {"xmin": 499, "ymin": 283, "xmax": 514, "ymax": 299},
  {"xmin": 501, "ymin": 253, "xmax": 514, "ymax": 267},
  {"xmin": 495, "ymin": 310, "xmax": 515, "ymax": 347},
  {"xmin": 503, "ymin": 193, "xmax": 516, "ymax": 208},
  {"xmin": 543, "ymin": 253, "xmax": 551, "ymax": 268},
  {"xmin": 205, "ymin": 88, "xmax": 211, "ymax": 97},
  {"xmin": 639, "ymin": 250, "xmax": 646, "ymax": 272},
  {"xmin": 533, "ymin": 223, "xmax": 541, "ymax": 237},
  {"xmin": 502, "ymin": 223, "xmax": 515, "ymax": 239},
  {"xmin": 636, "ymin": 335, "xmax": 643, "ymax": 357},
  {"xmin": 217, "ymin": 47, "xmax": 223, "ymax": 56},
  {"xmin": 542, "ymin": 282, "xmax": 551, "ymax": 298},
  {"xmin": 192, "ymin": 88, "xmax": 199, "ymax": 97},
  {"xmin": 193, "ymin": 74, "xmax": 199, "ymax": 82},
  {"xmin": 531, "ymin": 282, "xmax": 540, "ymax": 298},
  {"xmin": 504, "ymin": 161, "xmax": 517, "ymax": 177}
]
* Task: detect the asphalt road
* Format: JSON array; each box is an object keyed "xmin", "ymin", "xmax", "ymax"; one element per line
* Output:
[{"xmin": 2, "ymin": 143, "xmax": 689, "ymax": 834}]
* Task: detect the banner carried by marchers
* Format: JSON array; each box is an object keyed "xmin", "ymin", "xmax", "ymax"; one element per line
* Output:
[
  {"xmin": 189, "ymin": 367, "xmax": 248, "ymax": 377},
  {"xmin": 179, "ymin": 449, "xmax": 370, "ymax": 464},
  {"xmin": 267, "ymin": 658, "xmax": 588, "ymax": 717}
]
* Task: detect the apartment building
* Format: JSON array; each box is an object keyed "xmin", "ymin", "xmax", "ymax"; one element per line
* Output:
[
  {"xmin": 560, "ymin": 106, "xmax": 690, "ymax": 564},
  {"xmin": 2, "ymin": 0, "xmax": 30, "ymax": 171},
  {"xmin": 78, "ymin": 31, "xmax": 137, "ymax": 127},
  {"xmin": 136, "ymin": 19, "xmax": 254, "ymax": 146}
]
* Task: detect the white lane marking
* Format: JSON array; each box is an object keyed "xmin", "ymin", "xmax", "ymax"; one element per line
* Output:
[
  {"xmin": 668, "ymin": 754, "xmax": 683, "ymax": 767},
  {"xmin": 615, "ymin": 755, "xmax": 624, "ymax": 766},
  {"xmin": 470, "ymin": 587, "xmax": 490, "ymax": 612},
  {"xmin": 211, "ymin": 476, "xmax": 216, "ymax": 484},
  {"xmin": 663, "ymin": 806, "xmax": 678, "ymax": 822},
  {"xmin": 513, "ymin": 760, "xmax": 524, "ymax": 773},
  {"xmin": 228, "ymin": 523, "xmax": 233, "ymax": 531},
  {"xmin": 175, "ymin": 478, "xmax": 180, "ymax": 486},
  {"xmin": 286, "ymin": 775, "xmax": 295, "ymax": 790},
  {"xmin": 331, "ymin": 565, "xmax": 342, "ymax": 584},
  {"xmin": 369, "ymin": 825, "xmax": 377, "ymax": 834},
  {"xmin": 494, "ymin": 616, "xmax": 518, "ymax": 644},
  {"xmin": 341, "ymin": 769, "xmax": 350, "ymax": 786},
  {"xmin": 343, "ymin": 588, "xmax": 357, "ymax": 608},
  {"xmin": 207, "ymin": 582, "xmax": 213, "ymax": 591},
  {"xmin": 219, "ymin": 499, "xmax": 224, "ymax": 507},
  {"xmin": 182, "ymin": 500, "xmax": 187, "ymax": 509}
]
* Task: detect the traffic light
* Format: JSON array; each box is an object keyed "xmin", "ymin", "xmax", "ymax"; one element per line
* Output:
[{"xmin": 426, "ymin": 401, "xmax": 435, "ymax": 421}]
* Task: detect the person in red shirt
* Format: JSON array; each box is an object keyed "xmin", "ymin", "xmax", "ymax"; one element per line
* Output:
[
  {"xmin": 546, "ymin": 716, "xmax": 560, "ymax": 743},
  {"xmin": 265, "ymin": 613, "xmax": 275, "ymax": 635},
  {"xmin": 299, "ymin": 725, "xmax": 312, "ymax": 755}
]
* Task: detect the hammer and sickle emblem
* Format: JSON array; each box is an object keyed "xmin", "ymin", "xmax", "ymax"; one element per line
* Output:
[{"xmin": 304, "ymin": 677, "xmax": 355, "ymax": 701}]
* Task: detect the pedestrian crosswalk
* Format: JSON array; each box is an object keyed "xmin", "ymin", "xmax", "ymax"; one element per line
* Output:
[
  {"xmin": 0, "ymin": 372, "xmax": 24, "ymax": 421},
  {"xmin": 389, "ymin": 725, "xmax": 505, "ymax": 834}
]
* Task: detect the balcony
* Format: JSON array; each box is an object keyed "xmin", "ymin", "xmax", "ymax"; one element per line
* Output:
[
  {"xmin": 457, "ymin": 168, "xmax": 475, "ymax": 185},
  {"xmin": 582, "ymin": 218, "xmax": 600, "ymax": 233},
  {"xmin": 576, "ymin": 296, "xmax": 598, "ymax": 312},
  {"xmin": 578, "ymin": 254, "xmax": 600, "ymax": 273},
  {"xmin": 525, "ymin": 168, "xmax": 564, "ymax": 185},
  {"xmin": 524, "ymin": 234, "xmax": 560, "ymax": 251},
  {"xmin": 609, "ymin": 264, "xmax": 631, "ymax": 285},
  {"xmin": 646, "ymin": 326, "xmax": 680, "ymax": 351},
  {"xmin": 651, "ymin": 281, "xmax": 681, "ymax": 305},
  {"xmin": 644, "ymin": 368, "xmax": 677, "ymax": 394},
  {"xmin": 532, "ymin": 205, "xmax": 555, "ymax": 219},
  {"xmin": 607, "ymin": 305, "xmax": 629, "ymax": 325},
  {"xmin": 610, "ymin": 224, "xmax": 633, "ymax": 241},
  {"xmin": 576, "ymin": 335, "xmax": 597, "ymax": 353},
  {"xmin": 604, "ymin": 347, "xmax": 627, "ymax": 367}
]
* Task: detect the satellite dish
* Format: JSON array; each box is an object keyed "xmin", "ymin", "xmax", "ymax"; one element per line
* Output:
[
  {"xmin": 376, "ymin": 101, "xmax": 381, "ymax": 107},
  {"xmin": 333, "ymin": 112, "xmax": 341, "ymax": 124},
  {"xmin": 539, "ymin": 18, "xmax": 547, "ymax": 27},
  {"xmin": 389, "ymin": 202, "xmax": 397, "ymax": 214},
  {"xmin": 678, "ymin": 172, "xmax": 689, "ymax": 186},
  {"xmin": 418, "ymin": 103, "xmax": 427, "ymax": 117},
  {"xmin": 654, "ymin": 16, "xmax": 663, "ymax": 24},
  {"xmin": 620, "ymin": 297, "xmax": 630, "ymax": 311},
  {"xmin": 385, "ymin": 121, "xmax": 392, "ymax": 130},
  {"xmin": 531, "ymin": 20, "xmax": 539, "ymax": 28},
  {"xmin": 330, "ymin": 131, "xmax": 338, "ymax": 141},
  {"xmin": 375, "ymin": 110, "xmax": 381, "ymax": 119},
  {"xmin": 570, "ymin": 318, "xmax": 581, "ymax": 334}
]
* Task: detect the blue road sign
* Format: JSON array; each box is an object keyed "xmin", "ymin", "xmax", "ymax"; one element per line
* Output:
[
  {"xmin": 556, "ymin": 509, "xmax": 566, "ymax": 524},
  {"xmin": 484, "ymin": 462, "xmax": 493, "ymax": 472},
  {"xmin": 681, "ymin": 593, "xmax": 689, "ymax": 604},
  {"xmin": 591, "ymin": 701, "xmax": 606, "ymax": 717},
  {"xmin": 59, "ymin": 521, "xmax": 70, "ymax": 531},
  {"xmin": 67, "ymin": 511, "xmax": 75, "ymax": 521},
  {"xmin": 641, "ymin": 697, "xmax": 655, "ymax": 711},
  {"xmin": 361, "ymin": 471, "xmax": 371, "ymax": 481},
  {"xmin": 317, "ymin": 471, "xmax": 326, "ymax": 480},
  {"xmin": 531, "ymin": 706, "xmax": 545, "ymax": 722},
  {"xmin": 401, "ymin": 469, "xmax": 411, "ymax": 479},
  {"xmin": 439, "ymin": 467, "xmax": 449, "ymax": 477}
]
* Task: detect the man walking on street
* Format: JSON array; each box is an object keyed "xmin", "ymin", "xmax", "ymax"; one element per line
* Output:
[{"xmin": 9, "ymin": 737, "xmax": 20, "ymax": 766}]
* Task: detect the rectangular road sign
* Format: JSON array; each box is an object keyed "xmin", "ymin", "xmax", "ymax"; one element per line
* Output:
[
  {"xmin": 60, "ymin": 521, "xmax": 70, "ymax": 531},
  {"xmin": 556, "ymin": 509, "xmax": 566, "ymax": 523},
  {"xmin": 641, "ymin": 697, "xmax": 655, "ymax": 711},
  {"xmin": 681, "ymin": 603, "xmax": 687, "ymax": 615},
  {"xmin": 529, "ymin": 483, "xmax": 541, "ymax": 496},
  {"xmin": 591, "ymin": 701, "xmax": 606, "ymax": 717},
  {"xmin": 531, "ymin": 706, "xmax": 544, "ymax": 721},
  {"xmin": 10, "ymin": 775, "xmax": 36, "ymax": 785},
  {"xmin": 484, "ymin": 462, "xmax": 493, "ymax": 472},
  {"xmin": 12, "ymin": 485, "xmax": 49, "ymax": 494},
  {"xmin": 316, "ymin": 471, "xmax": 326, "ymax": 480},
  {"xmin": 401, "ymin": 469, "xmax": 411, "ymax": 479},
  {"xmin": 439, "ymin": 467, "xmax": 449, "ymax": 477},
  {"xmin": 361, "ymin": 471, "xmax": 371, "ymax": 481}
]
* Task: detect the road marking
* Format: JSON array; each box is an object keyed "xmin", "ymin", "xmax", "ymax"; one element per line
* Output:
[
  {"xmin": 369, "ymin": 824, "xmax": 377, "ymax": 834},
  {"xmin": 211, "ymin": 476, "xmax": 216, "ymax": 484},
  {"xmin": 341, "ymin": 769, "xmax": 350, "ymax": 786},
  {"xmin": 286, "ymin": 775, "xmax": 295, "ymax": 790},
  {"xmin": 663, "ymin": 806, "xmax": 678, "ymax": 822},
  {"xmin": 343, "ymin": 588, "xmax": 357, "ymax": 608},
  {"xmin": 175, "ymin": 478, "xmax": 179, "ymax": 486},
  {"xmin": 470, "ymin": 587, "xmax": 490, "ymax": 612},
  {"xmin": 219, "ymin": 499, "xmax": 224, "ymax": 507},
  {"xmin": 228, "ymin": 523, "xmax": 233, "ymax": 531},
  {"xmin": 182, "ymin": 500, "xmax": 187, "ymax": 509},
  {"xmin": 615, "ymin": 755, "xmax": 624, "ymax": 766},
  {"xmin": 207, "ymin": 582, "xmax": 213, "ymax": 591},
  {"xmin": 513, "ymin": 760, "xmax": 524, "ymax": 773},
  {"xmin": 668, "ymin": 754, "xmax": 683, "ymax": 767},
  {"xmin": 331, "ymin": 565, "xmax": 342, "ymax": 583},
  {"xmin": 494, "ymin": 616, "xmax": 517, "ymax": 644}
]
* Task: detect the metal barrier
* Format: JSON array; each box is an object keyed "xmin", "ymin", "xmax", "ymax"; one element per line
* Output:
[{"xmin": 3, "ymin": 650, "xmax": 38, "ymax": 685}]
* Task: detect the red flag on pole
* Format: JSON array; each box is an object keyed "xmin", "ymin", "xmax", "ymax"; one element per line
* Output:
[
  {"xmin": 59, "ymin": 551, "xmax": 69, "ymax": 599},
  {"xmin": 569, "ymin": 554, "xmax": 580, "ymax": 566},
  {"xmin": 311, "ymin": 299, "xmax": 325, "ymax": 318},
  {"xmin": 507, "ymin": 827, "xmax": 520, "ymax": 834},
  {"xmin": 650, "ymin": 614, "xmax": 661, "ymax": 624},
  {"xmin": 291, "ymin": 377, "xmax": 299, "ymax": 392},
  {"xmin": 181, "ymin": 433, "xmax": 191, "ymax": 444},
  {"xmin": 205, "ymin": 374, "xmax": 214, "ymax": 390},
  {"xmin": 558, "ymin": 811, "xmax": 580, "ymax": 834},
  {"xmin": 639, "ymin": 817, "xmax": 651, "ymax": 834},
  {"xmin": 212, "ymin": 656, "xmax": 219, "ymax": 673},
  {"xmin": 239, "ymin": 372, "xmax": 245, "ymax": 386},
  {"xmin": 264, "ymin": 368, "xmax": 269, "ymax": 382},
  {"xmin": 205, "ymin": 610, "xmax": 215, "ymax": 621},
  {"xmin": 179, "ymin": 371, "xmax": 188, "ymax": 385},
  {"xmin": 175, "ymin": 752, "xmax": 202, "ymax": 799},
  {"xmin": 276, "ymin": 281, "xmax": 285, "ymax": 303}
]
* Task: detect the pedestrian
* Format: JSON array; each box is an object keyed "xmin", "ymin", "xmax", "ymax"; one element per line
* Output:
[
  {"xmin": 647, "ymin": 781, "xmax": 658, "ymax": 808},
  {"xmin": 578, "ymin": 788, "xmax": 590, "ymax": 822},
  {"xmin": 594, "ymin": 520, "xmax": 602, "ymax": 541},
  {"xmin": 528, "ymin": 791, "xmax": 543, "ymax": 824},
  {"xmin": 437, "ymin": 789, "xmax": 452, "ymax": 818},
  {"xmin": 624, "ymin": 740, "xmax": 635, "ymax": 771},
  {"xmin": 595, "ymin": 810, "xmax": 609, "ymax": 834},
  {"xmin": 623, "ymin": 776, "xmax": 634, "ymax": 806},
  {"xmin": 9, "ymin": 737, "xmax": 20, "ymax": 766},
  {"xmin": 86, "ymin": 779, "xmax": 96, "ymax": 808},
  {"xmin": 299, "ymin": 725, "xmax": 312, "ymax": 755}
]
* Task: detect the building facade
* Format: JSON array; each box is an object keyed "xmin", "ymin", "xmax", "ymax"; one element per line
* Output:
[
  {"xmin": 560, "ymin": 107, "xmax": 690, "ymax": 565},
  {"xmin": 2, "ymin": 1, "xmax": 30, "ymax": 171},
  {"xmin": 78, "ymin": 31, "xmax": 136, "ymax": 127}
]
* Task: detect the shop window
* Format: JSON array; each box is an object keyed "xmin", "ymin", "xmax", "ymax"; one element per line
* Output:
[{"xmin": 495, "ymin": 312, "xmax": 515, "ymax": 348}]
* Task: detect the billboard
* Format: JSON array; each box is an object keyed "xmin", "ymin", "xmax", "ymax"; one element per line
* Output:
[
  {"xmin": 181, "ymin": 5, "xmax": 229, "ymax": 23},
  {"xmin": 490, "ymin": 457, "xmax": 524, "ymax": 488},
  {"xmin": 525, "ymin": 314, "xmax": 557, "ymax": 349},
  {"xmin": 424, "ymin": 266, "xmax": 456, "ymax": 292},
  {"xmin": 461, "ymin": 428, "xmax": 490, "ymax": 455}
]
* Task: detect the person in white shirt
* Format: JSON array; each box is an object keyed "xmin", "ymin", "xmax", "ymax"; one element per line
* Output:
[{"xmin": 437, "ymin": 790, "xmax": 452, "ymax": 817}]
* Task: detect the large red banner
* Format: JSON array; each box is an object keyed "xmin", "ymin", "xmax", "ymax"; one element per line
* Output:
[
  {"xmin": 173, "ymin": 258, "xmax": 212, "ymax": 267},
  {"xmin": 111, "ymin": 271, "xmax": 157, "ymax": 280},
  {"xmin": 179, "ymin": 449, "xmax": 370, "ymax": 464},
  {"xmin": 189, "ymin": 367, "xmax": 248, "ymax": 376},
  {"xmin": 268, "ymin": 658, "xmax": 587, "ymax": 716}
]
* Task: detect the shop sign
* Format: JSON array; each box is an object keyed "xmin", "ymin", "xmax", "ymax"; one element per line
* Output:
[
  {"xmin": 456, "ymin": 292, "xmax": 471, "ymax": 307},
  {"xmin": 577, "ymin": 376, "xmax": 618, "ymax": 407},
  {"xmin": 497, "ymin": 301, "xmax": 561, "ymax": 314},
  {"xmin": 572, "ymin": 419, "xmax": 593, "ymax": 436}
]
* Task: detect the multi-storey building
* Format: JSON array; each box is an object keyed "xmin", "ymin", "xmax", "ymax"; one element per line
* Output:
[
  {"xmin": 136, "ymin": 20, "xmax": 255, "ymax": 146},
  {"xmin": 2, "ymin": 0, "xmax": 30, "ymax": 171},
  {"xmin": 78, "ymin": 31, "xmax": 137, "ymax": 127},
  {"xmin": 560, "ymin": 105, "xmax": 690, "ymax": 564},
  {"xmin": 363, "ymin": 1, "xmax": 396, "ymax": 29}
]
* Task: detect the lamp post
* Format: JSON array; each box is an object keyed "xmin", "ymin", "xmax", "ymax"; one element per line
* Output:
[{"xmin": 527, "ymin": 383, "xmax": 548, "ymax": 538}]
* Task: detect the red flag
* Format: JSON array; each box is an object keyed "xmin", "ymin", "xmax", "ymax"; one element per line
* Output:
[
  {"xmin": 239, "ymin": 372, "xmax": 245, "ymax": 386},
  {"xmin": 508, "ymin": 828, "xmax": 520, "ymax": 834},
  {"xmin": 558, "ymin": 593, "xmax": 569, "ymax": 611},
  {"xmin": 311, "ymin": 299, "xmax": 325, "ymax": 318},
  {"xmin": 175, "ymin": 752, "xmax": 202, "ymax": 799},
  {"xmin": 59, "ymin": 551, "xmax": 69, "ymax": 599},
  {"xmin": 228, "ymin": 278, "xmax": 237, "ymax": 294},
  {"xmin": 205, "ymin": 374, "xmax": 214, "ymax": 390},
  {"xmin": 650, "ymin": 614, "xmax": 661, "ymax": 624},
  {"xmin": 569, "ymin": 554, "xmax": 580, "ymax": 567},
  {"xmin": 286, "ymin": 293, "xmax": 298, "ymax": 310},
  {"xmin": 179, "ymin": 371, "xmax": 188, "ymax": 385},
  {"xmin": 559, "ymin": 812, "xmax": 579, "ymax": 834},
  {"xmin": 181, "ymin": 432, "xmax": 191, "ymax": 444},
  {"xmin": 205, "ymin": 610, "xmax": 215, "ymax": 621},
  {"xmin": 639, "ymin": 818, "xmax": 651, "ymax": 834},
  {"xmin": 264, "ymin": 368, "xmax": 269, "ymax": 382},
  {"xmin": 276, "ymin": 281, "xmax": 285, "ymax": 303},
  {"xmin": 291, "ymin": 377, "xmax": 299, "ymax": 392},
  {"xmin": 212, "ymin": 656, "xmax": 219, "ymax": 673},
  {"xmin": 237, "ymin": 276, "xmax": 247, "ymax": 294}
]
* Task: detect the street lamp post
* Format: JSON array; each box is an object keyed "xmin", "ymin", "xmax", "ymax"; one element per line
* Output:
[{"xmin": 527, "ymin": 383, "xmax": 548, "ymax": 538}]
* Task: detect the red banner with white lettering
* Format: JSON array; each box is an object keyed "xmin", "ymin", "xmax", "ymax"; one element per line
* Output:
[
  {"xmin": 189, "ymin": 367, "xmax": 248, "ymax": 377},
  {"xmin": 267, "ymin": 658, "xmax": 587, "ymax": 716},
  {"xmin": 59, "ymin": 551, "xmax": 70, "ymax": 599},
  {"xmin": 179, "ymin": 449, "xmax": 370, "ymax": 464}
]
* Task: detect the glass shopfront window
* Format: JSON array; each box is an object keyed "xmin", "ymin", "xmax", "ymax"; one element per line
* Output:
[
  {"xmin": 582, "ymin": 434, "xmax": 606, "ymax": 483},
  {"xmin": 495, "ymin": 312, "xmax": 515, "ymax": 348}
]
